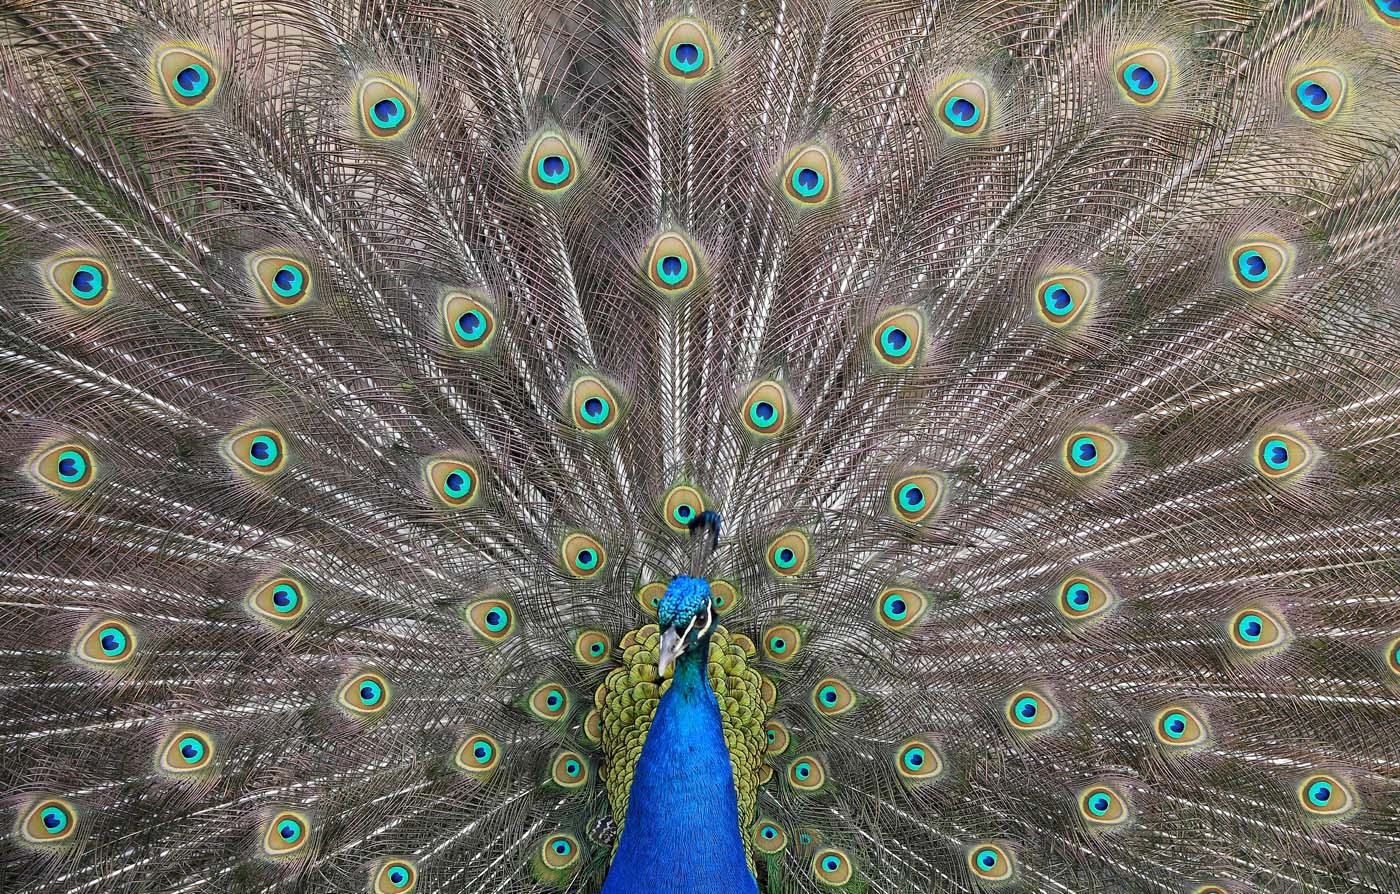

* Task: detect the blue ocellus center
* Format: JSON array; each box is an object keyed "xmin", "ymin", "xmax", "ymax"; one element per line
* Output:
[
  {"xmin": 1238, "ymin": 614, "xmax": 1263, "ymax": 642},
  {"xmin": 272, "ymin": 265, "xmax": 302, "ymax": 296},
  {"xmin": 670, "ymin": 42, "xmax": 702, "ymax": 73},
  {"xmin": 820, "ymin": 686, "xmax": 838, "ymax": 705},
  {"xmin": 553, "ymin": 839, "xmax": 571, "ymax": 856},
  {"xmin": 456, "ymin": 311, "xmax": 485, "ymax": 339},
  {"xmin": 546, "ymin": 690, "xmax": 562, "ymax": 709},
  {"xmin": 761, "ymin": 826, "xmax": 776, "ymax": 839},
  {"xmin": 1016, "ymin": 698, "xmax": 1037, "ymax": 720},
  {"xmin": 1165, "ymin": 713, "xmax": 1187, "ymax": 737},
  {"xmin": 792, "ymin": 166, "xmax": 823, "ymax": 197},
  {"xmin": 795, "ymin": 762, "xmax": 811, "ymax": 779},
  {"xmin": 182, "ymin": 740, "xmax": 200, "ymax": 760},
  {"xmin": 881, "ymin": 325, "xmax": 910, "ymax": 356},
  {"xmin": 1045, "ymin": 284, "xmax": 1073, "ymax": 314},
  {"xmin": 1125, "ymin": 64, "xmax": 1155, "ymax": 94},
  {"xmin": 1308, "ymin": 781, "xmax": 1332, "ymax": 805},
  {"xmin": 823, "ymin": 856, "xmax": 841, "ymax": 872},
  {"xmin": 590, "ymin": 641, "xmax": 604, "ymax": 655},
  {"xmin": 57, "ymin": 450, "xmax": 85, "ymax": 482},
  {"xmin": 71, "ymin": 265, "xmax": 102, "ymax": 298},
  {"xmin": 540, "ymin": 155, "xmax": 568, "ymax": 182},
  {"xmin": 905, "ymin": 749, "xmax": 924, "ymax": 768},
  {"xmin": 389, "ymin": 866, "xmax": 408, "ymax": 886},
  {"xmin": 474, "ymin": 743, "xmax": 491, "ymax": 762},
  {"xmin": 977, "ymin": 849, "xmax": 998, "ymax": 870},
  {"xmin": 372, "ymin": 98, "xmax": 404, "ymax": 128},
  {"xmin": 1297, "ymin": 80, "xmax": 1330, "ymax": 111},
  {"xmin": 42, "ymin": 808, "xmax": 66, "ymax": 830},
  {"xmin": 100, "ymin": 628, "xmax": 124, "ymax": 654},
  {"xmin": 751, "ymin": 400, "xmax": 777, "ymax": 426},
  {"xmin": 581, "ymin": 396, "xmax": 609, "ymax": 424},
  {"xmin": 946, "ymin": 96, "xmax": 979, "ymax": 126},
  {"xmin": 249, "ymin": 436, "xmax": 277, "ymax": 466},
  {"xmin": 175, "ymin": 65, "xmax": 208, "ymax": 96},
  {"xmin": 1238, "ymin": 250, "xmax": 1269, "ymax": 281},
  {"xmin": 885, "ymin": 596, "xmax": 907, "ymax": 618},
  {"xmin": 272, "ymin": 584, "xmax": 296, "ymax": 610},
  {"xmin": 279, "ymin": 820, "xmax": 300, "ymax": 841},
  {"xmin": 1089, "ymin": 794, "xmax": 1110, "ymax": 815},
  {"xmin": 1072, "ymin": 437, "xmax": 1098, "ymax": 466},
  {"xmin": 660, "ymin": 255, "xmax": 685, "ymax": 281},
  {"xmin": 1068, "ymin": 584, "xmax": 1090, "ymax": 608},
  {"xmin": 1264, "ymin": 439, "xmax": 1289, "ymax": 469},
  {"xmin": 485, "ymin": 608, "xmax": 506, "ymax": 630},
  {"xmin": 771, "ymin": 637, "xmax": 786, "ymax": 652},
  {"xmin": 445, "ymin": 470, "xmax": 470, "ymax": 498}
]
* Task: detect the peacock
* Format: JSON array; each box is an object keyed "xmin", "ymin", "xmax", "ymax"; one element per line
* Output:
[{"xmin": 4, "ymin": 0, "xmax": 1400, "ymax": 891}]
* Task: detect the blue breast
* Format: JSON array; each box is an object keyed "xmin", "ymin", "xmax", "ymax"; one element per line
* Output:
[{"xmin": 602, "ymin": 652, "xmax": 757, "ymax": 894}]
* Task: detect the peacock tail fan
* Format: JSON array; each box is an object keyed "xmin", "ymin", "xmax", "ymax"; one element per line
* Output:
[{"xmin": 2, "ymin": 1, "xmax": 1400, "ymax": 893}]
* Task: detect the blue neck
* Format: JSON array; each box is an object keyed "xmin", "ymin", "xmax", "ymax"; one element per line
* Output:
[{"xmin": 602, "ymin": 640, "xmax": 757, "ymax": 894}]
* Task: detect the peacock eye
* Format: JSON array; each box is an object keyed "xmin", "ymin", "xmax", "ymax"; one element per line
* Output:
[
  {"xmin": 356, "ymin": 75, "xmax": 416, "ymax": 140},
  {"xmin": 889, "ymin": 472, "xmax": 944, "ymax": 524},
  {"xmin": 224, "ymin": 426, "xmax": 288, "ymax": 477},
  {"xmin": 337, "ymin": 671, "xmax": 391, "ymax": 718},
  {"xmin": 933, "ymin": 76, "xmax": 990, "ymax": 136},
  {"xmin": 573, "ymin": 629, "xmax": 611, "ymax": 664},
  {"xmin": 20, "ymin": 798, "xmax": 78, "ymax": 846},
  {"xmin": 464, "ymin": 598, "xmax": 517, "ymax": 643},
  {"xmin": 1005, "ymin": 688, "xmax": 1060, "ymax": 733},
  {"xmin": 762, "ymin": 624, "xmax": 803, "ymax": 663},
  {"xmin": 569, "ymin": 376, "xmax": 623, "ymax": 434},
  {"xmin": 764, "ymin": 720, "xmax": 790, "ymax": 755},
  {"xmin": 261, "ymin": 810, "xmax": 311, "ymax": 857},
  {"xmin": 374, "ymin": 859, "xmax": 418, "ymax": 892},
  {"xmin": 752, "ymin": 819, "xmax": 788, "ymax": 853},
  {"xmin": 811, "ymin": 678, "xmax": 856, "ymax": 717},
  {"xmin": 454, "ymin": 732, "xmax": 502, "ymax": 776},
  {"xmin": 811, "ymin": 847, "xmax": 853, "ymax": 886},
  {"xmin": 160, "ymin": 729, "xmax": 216, "ymax": 775},
  {"xmin": 528, "ymin": 682, "xmax": 572, "ymax": 722},
  {"xmin": 781, "ymin": 144, "xmax": 836, "ymax": 208},
  {"xmin": 560, "ymin": 532, "xmax": 607, "ymax": 578},
  {"xmin": 967, "ymin": 842, "xmax": 1014, "ymax": 881},
  {"xmin": 30, "ymin": 442, "xmax": 96, "ymax": 492},
  {"xmin": 249, "ymin": 253, "xmax": 313, "ymax": 309},
  {"xmin": 1373, "ymin": 0, "xmax": 1400, "ymax": 22},
  {"xmin": 1033, "ymin": 270, "xmax": 1095, "ymax": 328},
  {"xmin": 787, "ymin": 755, "xmax": 826, "ymax": 792},
  {"xmin": 1056, "ymin": 574, "xmax": 1115, "ymax": 623},
  {"xmin": 1228, "ymin": 605, "xmax": 1289, "ymax": 653},
  {"xmin": 1114, "ymin": 49, "xmax": 1170, "ymax": 105},
  {"xmin": 1154, "ymin": 704, "xmax": 1208, "ymax": 749},
  {"xmin": 535, "ymin": 832, "xmax": 583, "ymax": 881},
  {"xmin": 658, "ymin": 18, "xmax": 716, "ymax": 81},
  {"xmin": 1228, "ymin": 236, "xmax": 1291, "ymax": 292},
  {"xmin": 875, "ymin": 585, "xmax": 929, "ymax": 633},
  {"xmin": 662, "ymin": 484, "xmax": 706, "ymax": 532},
  {"xmin": 442, "ymin": 293, "xmax": 497, "ymax": 351},
  {"xmin": 1297, "ymin": 773, "xmax": 1356, "ymax": 818},
  {"xmin": 74, "ymin": 618, "xmax": 137, "ymax": 667},
  {"xmin": 765, "ymin": 531, "xmax": 811, "ymax": 576},
  {"xmin": 1253, "ymin": 432, "xmax": 1313, "ymax": 480},
  {"xmin": 525, "ymin": 131, "xmax": 580, "ymax": 195},
  {"xmin": 1062, "ymin": 429, "xmax": 1121, "ymax": 477},
  {"xmin": 869, "ymin": 308, "xmax": 924, "ymax": 367},
  {"xmin": 550, "ymin": 750, "xmax": 589, "ymax": 789},
  {"xmin": 46, "ymin": 256, "xmax": 113, "ymax": 310},
  {"xmin": 425, "ymin": 456, "xmax": 482, "ymax": 508},
  {"xmin": 154, "ymin": 45, "xmax": 219, "ymax": 109},
  {"xmin": 1078, "ymin": 783, "xmax": 1130, "ymax": 827},
  {"xmin": 895, "ymin": 736, "xmax": 944, "ymax": 786},
  {"xmin": 709, "ymin": 579, "xmax": 741, "ymax": 617},
  {"xmin": 636, "ymin": 581, "xmax": 666, "ymax": 617},
  {"xmin": 1288, "ymin": 67, "xmax": 1345, "ymax": 122}
]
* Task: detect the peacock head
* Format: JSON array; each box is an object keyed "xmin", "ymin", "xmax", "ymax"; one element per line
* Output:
[{"xmin": 656, "ymin": 575, "xmax": 714, "ymax": 676}]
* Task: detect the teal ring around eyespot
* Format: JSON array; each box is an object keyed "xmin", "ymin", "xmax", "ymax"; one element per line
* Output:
[
  {"xmin": 1237, "ymin": 250, "xmax": 1269, "ymax": 282},
  {"xmin": 100, "ymin": 626, "xmax": 127, "ymax": 655},
  {"xmin": 472, "ymin": 741, "xmax": 493, "ymax": 763},
  {"xmin": 359, "ymin": 680, "xmax": 383, "ymax": 705},
  {"xmin": 57, "ymin": 449, "xmax": 88, "ymax": 483},
  {"xmin": 769, "ymin": 636, "xmax": 787, "ymax": 653},
  {"xmin": 669, "ymin": 43, "xmax": 704, "ymax": 73},
  {"xmin": 975, "ymin": 848, "xmax": 998, "ymax": 869},
  {"xmin": 1262, "ymin": 439, "xmax": 1290, "ymax": 470},
  {"xmin": 1307, "ymin": 780, "xmax": 1333, "ymax": 806},
  {"xmin": 537, "ymin": 155, "xmax": 571, "ymax": 184},
  {"xmin": 552, "ymin": 838, "xmax": 572, "ymax": 856},
  {"xmin": 454, "ymin": 310, "xmax": 486, "ymax": 342},
  {"xmin": 773, "ymin": 547, "xmax": 797, "ymax": 569},
  {"xmin": 1377, "ymin": 0, "xmax": 1400, "ymax": 20},
  {"xmin": 902, "ymin": 746, "xmax": 926, "ymax": 771},
  {"xmin": 248, "ymin": 435, "xmax": 279, "ymax": 467},
  {"xmin": 484, "ymin": 607, "xmax": 509, "ymax": 632},
  {"xmin": 880, "ymin": 325, "xmax": 912, "ymax": 357},
  {"xmin": 1296, "ymin": 80, "xmax": 1332, "ymax": 112},
  {"xmin": 574, "ymin": 549, "xmax": 598, "ymax": 571},
  {"xmin": 944, "ymin": 95, "xmax": 981, "ymax": 126},
  {"xmin": 271, "ymin": 583, "xmax": 299, "ymax": 613},
  {"xmin": 882, "ymin": 593, "xmax": 908, "ymax": 621},
  {"xmin": 1013, "ymin": 696, "xmax": 1039, "ymax": 721},
  {"xmin": 40, "ymin": 806, "xmax": 69, "ymax": 834},
  {"xmin": 173, "ymin": 64, "xmax": 210, "ymax": 97},
  {"xmin": 372, "ymin": 97, "xmax": 405, "ymax": 128},
  {"xmin": 1162, "ymin": 711, "xmax": 1188, "ymax": 739},
  {"xmin": 749, "ymin": 400, "xmax": 778, "ymax": 428},
  {"xmin": 1087, "ymin": 792, "xmax": 1111, "ymax": 816},
  {"xmin": 1043, "ymin": 284, "xmax": 1074, "ymax": 316},
  {"xmin": 898, "ymin": 482, "xmax": 925, "ymax": 511},
  {"xmin": 70, "ymin": 264, "xmax": 104, "ymax": 299},
  {"xmin": 277, "ymin": 818, "xmax": 301, "ymax": 842},
  {"xmin": 444, "ymin": 467, "xmax": 473, "ymax": 499},
  {"xmin": 1070, "ymin": 436, "xmax": 1099, "ymax": 468},
  {"xmin": 790, "ymin": 167, "xmax": 824, "ymax": 198},
  {"xmin": 271, "ymin": 265, "xmax": 303, "ymax": 297},
  {"xmin": 581, "ymin": 397, "xmax": 611, "ymax": 426},
  {"xmin": 178, "ymin": 736, "xmax": 206, "ymax": 763},
  {"xmin": 1123, "ymin": 64, "xmax": 1156, "ymax": 96},
  {"xmin": 795, "ymin": 761, "xmax": 812, "ymax": 779},
  {"xmin": 1064, "ymin": 583, "xmax": 1091, "ymax": 612},
  {"xmin": 656, "ymin": 255, "xmax": 689, "ymax": 285},
  {"xmin": 1236, "ymin": 613, "xmax": 1264, "ymax": 643},
  {"xmin": 822, "ymin": 855, "xmax": 841, "ymax": 872}
]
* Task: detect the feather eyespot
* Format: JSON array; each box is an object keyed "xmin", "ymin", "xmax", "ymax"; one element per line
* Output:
[
  {"xmin": 224, "ymin": 426, "xmax": 288, "ymax": 477},
  {"xmin": 1228, "ymin": 606, "xmax": 1289, "ymax": 653},
  {"xmin": 1114, "ymin": 49, "xmax": 1170, "ymax": 105},
  {"xmin": 1063, "ymin": 428, "xmax": 1121, "ymax": 477},
  {"xmin": 889, "ymin": 472, "xmax": 944, "ymax": 524},
  {"xmin": 1034, "ymin": 270, "xmax": 1094, "ymax": 328},
  {"xmin": 528, "ymin": 683, "xmax": 571, "ymax": 722},
  {"xmin": 1005, "ymin": 688, "xmax": 1059, "ymax": 733},
  {"xmin": 762, "ymin": 624, "xmax": 803, "ymax": 662},
  {"xmin": 658, "ymin": 18, "xmax": 716, "ymax": 81},
  {"xmin": 19, "ymin": 798, "xmax": 78, "ymax": 847},
  {"xmin": 894, "ymin": 736, "xmax": 944, "ymax": 785},
  {"xmin": 661, "ymin": 484, "xmax": 705, "ymax": 532},
  {"xmin": 549, "ymin": 750, "xmax": 589, "ymax": 789},
  {"xmin": 1079, "ymin": 783, "xmax": 1130, "ymax": 827},
  {"xmin": 1228, "ymin": 236, "xmax": 1291, "ymax": 292},
  {"xmin": 337, "ymin": 671, "xmax": 390, "ymax": 718},
  {"xmin": 374, "ymin": 859, "xmax": 418, "ymax": 893},
  {"xmin": 740, "ymin": 380, "xmax": 791, "ymax": 436},
  {"xmin": 154, "ymin": 45, "xmax": 219, "ymax": 109},
  {"xmin": 464, "ymin": 598, "xmax": 516, "ymax": 643},
  {"xmin": 811, "ymin": 678, "xmax": 855, "ymax": 717},
  {"xmin": 569, "ymin": 375, "xmax": 623, "ymax": 434},
  {"xmin": 159, "ymin": 729, "xmax": 215, "ymax": 775},
  {"xmin": 74, "ymin": 618, "xmax": 136, "ymax": 667},
  {"xmin": 870, "ymin": 308, "xmax": 924, "ymax": 367},
  {"xmin": 875, "ymin": 586, "xmax": 928, "ymax": 633},
  {"xmin": 709, "ymin": 579, "xmax": 741, "ymax": 617},
  {"xmin": 261, "ymin": 811, "xmax": 310, "ymax": 858},
  {"xmin": 643, "ymin": 231, "xmax": 701, "ymax": 294},
  {"xmin": 764, "ymin": 720, "xmax": 791, "ymax": 755},
  {"xmin": 787, "ymin": 755, "xmax": 826, "ymax": 792},
  {"xmin": 1154, "ymin": 704, "xmax": 1208, "ymax": 749},
  {"xmin": 1056, "ymin": 574, "xmax": 1115, "ymax": 623},
  {"xmin": 356, "ymin": 75, "xmax": 415, "ymax": 140},
  {"xmin": 1253, "ymin": 431, "xmax": 1313, "ymax": 480},
  {"xmin": 812, "ymin": 847, "xmax": 854, "ymax": 887},
  {"xmin": 525, "ymin": 131, "xmax": 580, "ymax": 194},
  {"xmin": 536, "ymin": 833, "xmax": 582, "ymax": 876},
  {"xmin": 442, "ymin": 293, "xmax": 497, "ymax": 351},
  {"xmin": 573, "ymin": 629, "xmax": 611, "ymax": 664},
  {"xmin": 636, "ymin": 581, "xmax": 666, "ymax": 617},
  {"xmin": 560, "ymin": 532, "xmax": 606, "ymax": 578},
  {"xmin": 584, "ymin": 709, "xmax": 603, "ymax": 742},
  {"xmin": 1297, "ymin": 773, "xmax": 1356, "ymax": 818},
  {"xmin": 45, "ymin": 256, "xmax": 113, "ymax": 310},
  {"xmin": 30, "ymin": 442, "xmax": 95, "ymax": 493},
  {"xmin": 247, "ymin": 254, "xmax": 313, "ymax": 309},
  {"xmin": 765, "ymin": 531, "xmax": 810, "ymax": 576},
  {"xmin": 248, "ymin": 575, "xmax": 307, "ymax": 627},
  {"xmin": 1385, "ymin": 637, "xmax": 1400, "ymax": 678},
  {"xmin": 967, "ymin": 842, "xmax": 1014, "ymax": 882},
  {"xmin": 425, "ymin": 456, "xmax": 481, "ymax": 508},
  {"xmin": 1289, "ymin": 67, "xmax": 1345, "ymax": 121},
  {"xmin": 454, "ymin": 732, "xmax": 501, "ymax": 776},
  {"xmin": 934, "ymin": 76, "xmax": 990, "ymax": 136},
  {"xmin": 781, "ymin": 144, "xmax": 837, "ymax": 209},
  {"xmin": 752, "ymin": 819, "xmax": 788, "ymax": 854}
]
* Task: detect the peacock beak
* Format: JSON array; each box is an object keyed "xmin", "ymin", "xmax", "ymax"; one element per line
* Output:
[{"xmin": 657, "ymin": 627, "xmax": 685, "ymax": 678}]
